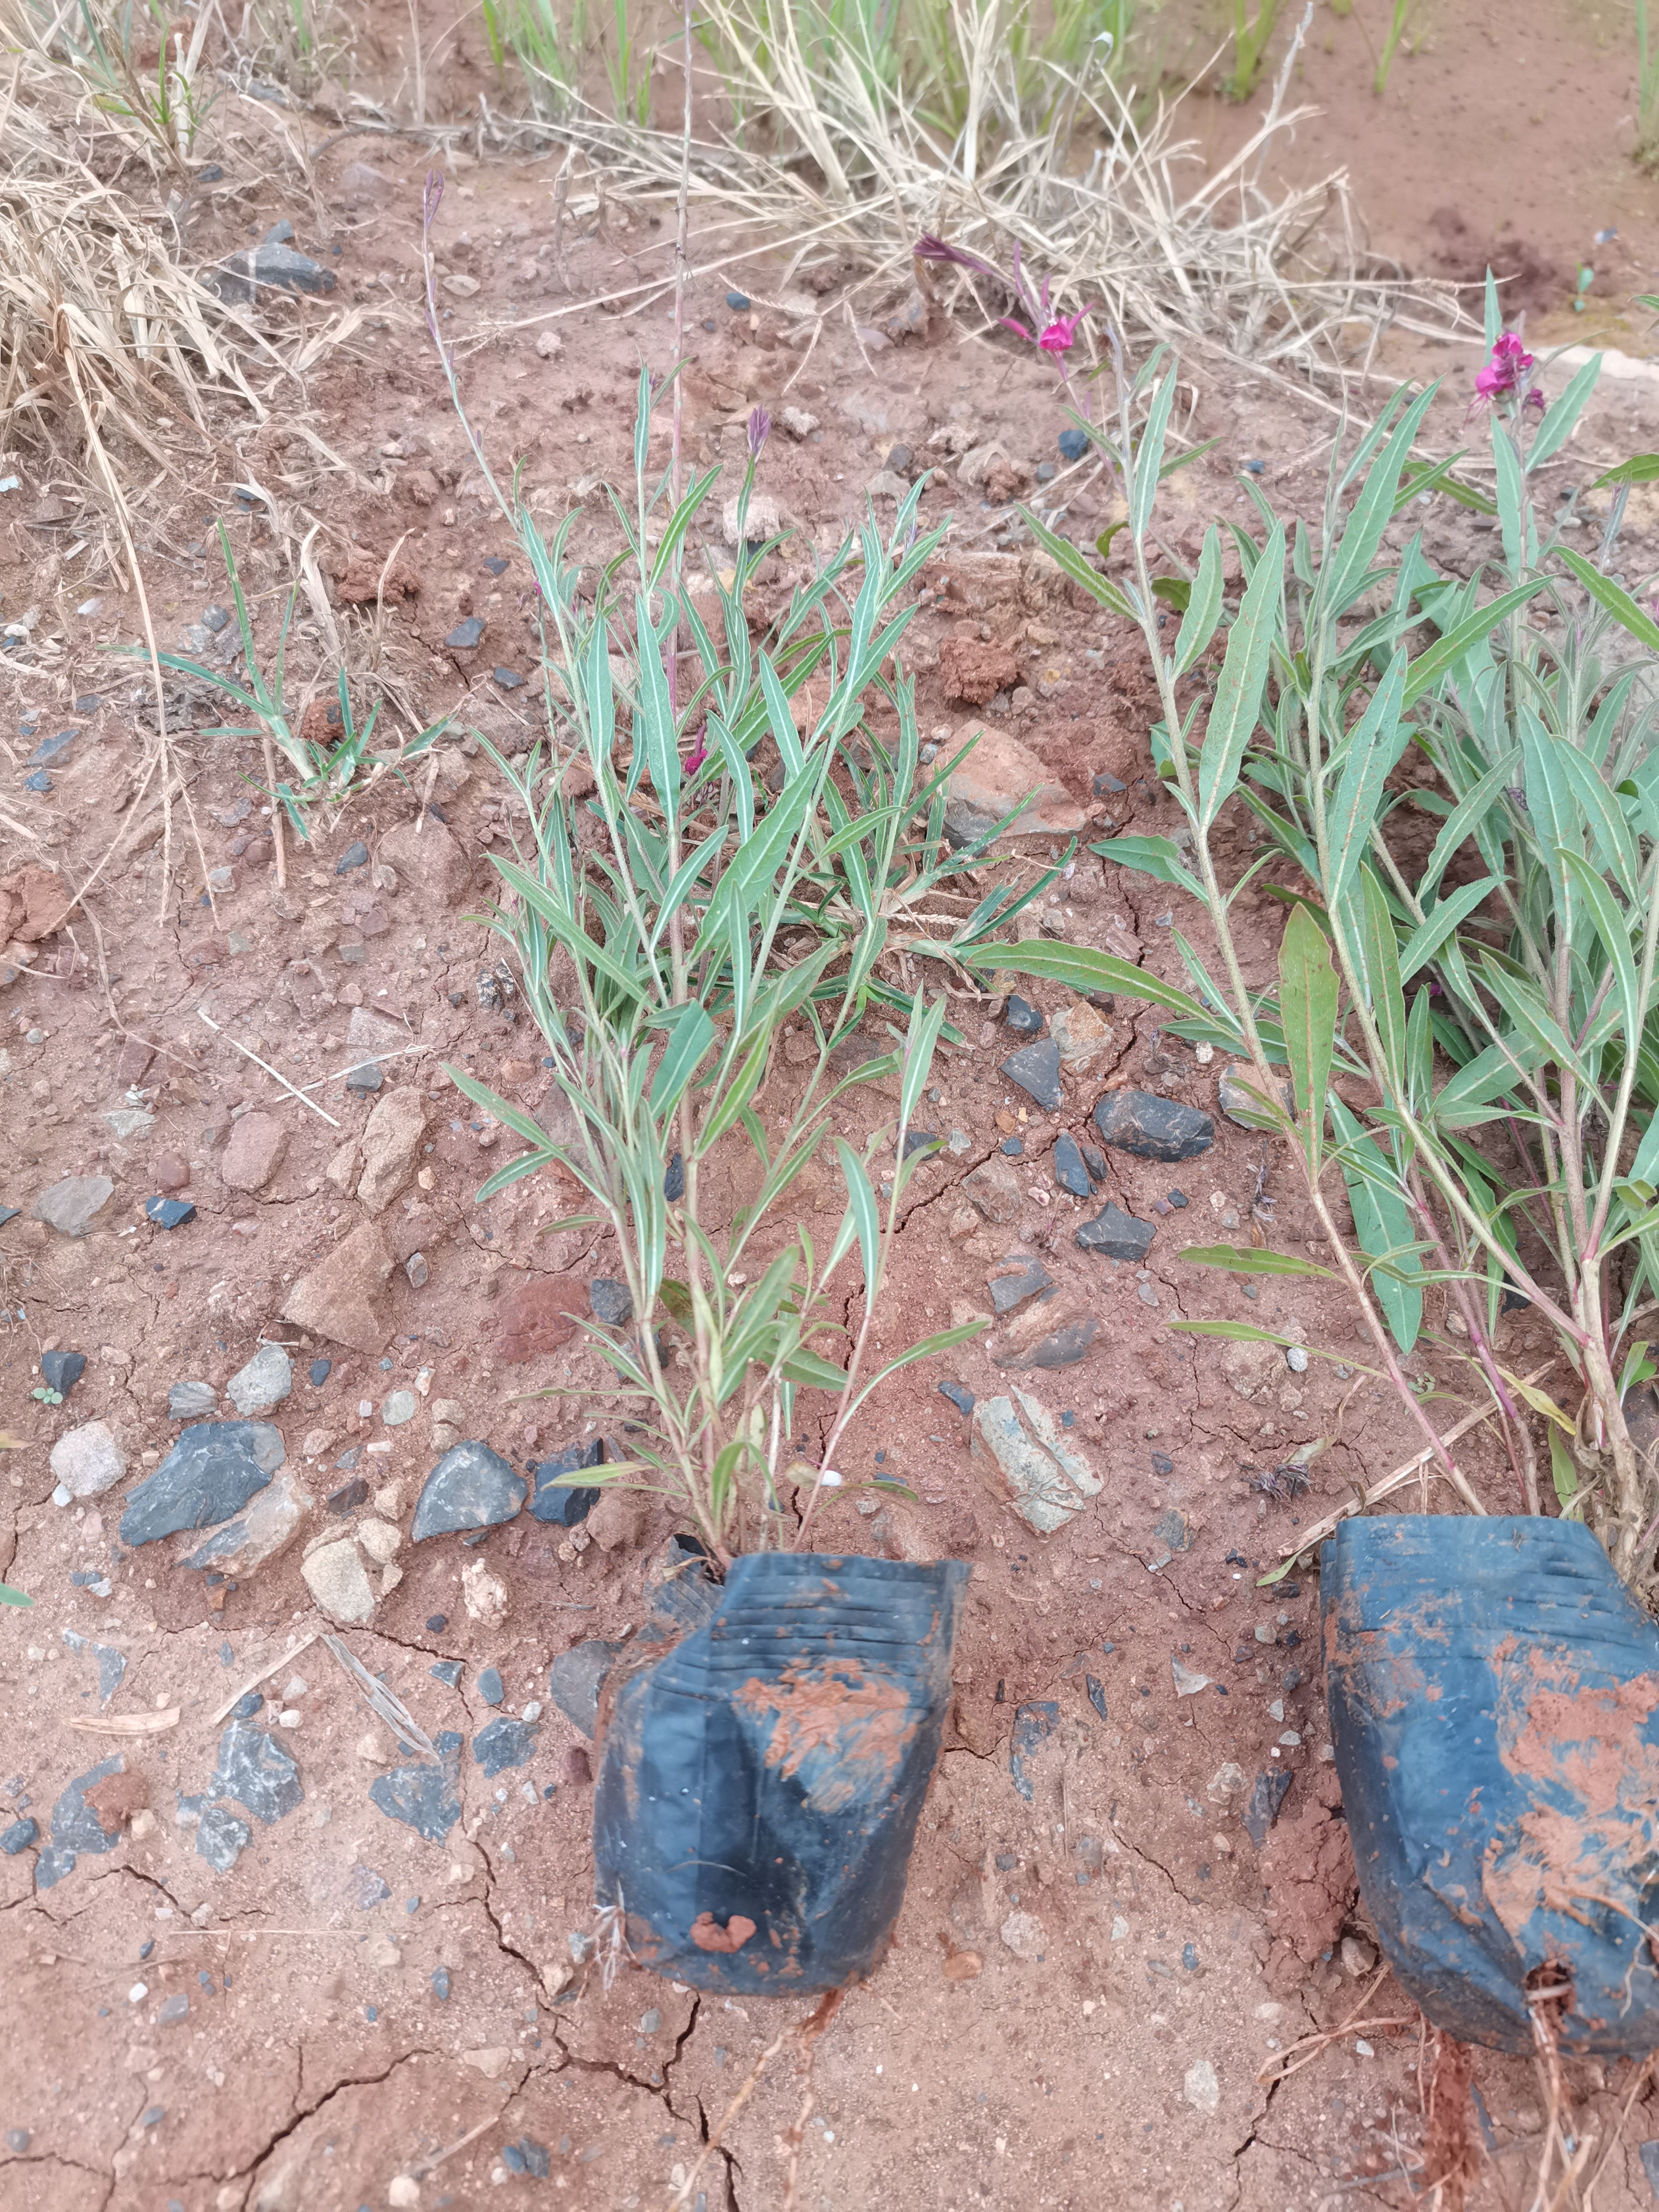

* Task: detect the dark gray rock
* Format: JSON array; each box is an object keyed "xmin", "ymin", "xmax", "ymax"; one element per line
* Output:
[
  {"xmin": 370, "ymin": 1731, "xmax": 464, "ymax": 1844},
  {"xmin": 30, "ymin": 729, "xmax": 77, "ymax": 765},
  {"xmin": 195, "ymin": 1804, "xmax": 251, "ymax": 1873},
  {"xmin": 309, "ymin": 1357, "xmax": 333, "ymax": 1385},
  {"xmin": 411, "ymin": 1442, "xmax": 525, "ymax": 1540},
  {"xmin": 902, "ymin": 1129, "xmax": 941, "ymax": 1161},
  {"xmin": 35, "ymin": 1843, "xmax": 76, "ymax": 1890},
  {"xmin": 201, "ymin": 603, "xmax": 230, "ymax": 634},
  {"xmin": 335, "ymin": 842, "xmax": 369, "ymax": 875},
  {"xmin": 1001, "ymin": 1038, "xmax": 1063, "ymax": 1111},
  {"xmin": 938, "ymin": 1379, "xmax": 975, "ymax": 1415},
  {"xmin": 547, "ymin": 1640, "xmax": 621, "ymax": 1739},
  {"xmin": 1077, "ymin": 1203, "xmax": 1154, "ymax": 1263},
  {"xmin": 1058, "ymin": 426, "xmax": 1089, "ymax": 462},
  {"xmin": 478, "ymin": 1667, "xmax": 504, "ymax": 1707},
  {"xmin": 50, "ymin": 1756, "xmax": 127, "ymax": 1855},
  {"xmin": 1092, "ymin": 1089, "xmax": 1214, "ymax": 1163},
  {"xmin": 989, "ymin": 1258, "xmax": 1054, "ymax": 1317},
  {"xmin": 429, "ymin": 1660, "xmax": 462, "ymax": 1687},
  {"xmin": 492, "ymin": 667, "xmax": 523, "ymax": 690},
  {"xmin": 0, "ymin": 1816, "xmax": 37, "ymax": 1854},
  {"xmin": 229, "ymin": 1692, "xmax": 263, "ymax": 1720},
  {"xmin": 529, "ymin": 1440, "xmax": 602, "ymax": 1526},
  {"xmin": 473, "ymin": 1718, "xmax": 538, "ymax": 1776},
  {"xmin": 158, "ymin": 1994, "xmax": 188, "ymax": 2025},
  {"xmin": 1009, "ymin": 1700, "xmax": 1059, "ymax": 1803},
  {"xmin": 213, "ymin": 1720, "xmax": 302, "ymax": 1825},
  {"xmin": 40, "ymin": 1350, "xmax": 86, "ymax": 1397},
  {"xmin": 431, "ymin": 1966, "xmax": 451, "ymax": 2000},
  {"xmin": 589, "ymin": 1277, "xmax": 632, "ymax": 1327},
  {"xmin": 664, "ymin": 1151, "xmax": 685, "ymax": 1201},
  {"xmin": 1052, "ymin": 1133, "xmax": 1093, "ymax": 1197},
  {"xmin": 344, "ymin": 1063, "xmax": 383, "ymax": 1094},
  {"xmin": 327, "ymin": 1476, "xmax": 368, "ymax": 1515},
  {"xmin": 1244, "ymin": 1768, "xmax": 1292, "ymax": 1847},
  {"xmin": 145, "ymin": 1197, "xmax": 196, "ymax": 1229},
  {"xmin": 1004, "ymin": 995, "xmax": 1044, "ymax": 1036},
  {"xmin": 1028, "ymin": 1318, "xmax": 1101, "ymax": 1369},
  {"xmin": 1080, "ymin": 1141, "xmax": 1108, "ymax": 1182},
  {"xmin": 347, "ymin": 1866, "xmax": 390, "ymax": 1908},
  {"xmin": 443, "ymin": 617, "xmax": 485, "ymax": 651},
  {"xmin": 1000, "ymin": 1136, "xmax": 1023, "ymax": 1157},
  {"xmin": 120, "ymin": 1422, "xmax": 284, "ymax": 1546},
  {"xmin": 24, "ymin": 770, "xmax": 51, "ymax": 792},
  {"xmin": 209, "ymin": 242, "xmax": 337, "ymax": 302},
  {"xmin": 1086, "ymin": 1675, "xmax": 1106, "ymax": 1721}
]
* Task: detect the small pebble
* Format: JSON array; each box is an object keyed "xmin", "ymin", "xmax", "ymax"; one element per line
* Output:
[{"xmin": 726, "ymin": 289, "xmax": 750, "ymax": 310}]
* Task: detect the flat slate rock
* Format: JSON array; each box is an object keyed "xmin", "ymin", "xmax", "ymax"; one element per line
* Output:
[
  {"xmin": 168, "ymin": 1381, "xmax": 218, "ymax": 1419},
  {"xmin": 35, "ymin": 1843, "xmax": 77, "ymax": 1890},
  {"xmin": 120, "ymin": 1422, "xmax": 285, "ymax": 1547},
  {"xmin": 40, "ymin": 1350, "xmax": 86, "ymax": 1397},
  {"xmin": 411, "ymin": 1442, "xmax": 525, "ymax": 1540},
  {"xmin": 1009, "ymin": 1701, "xmax": 1060, "ymax": 1803},
  {"xmin": 473, "ymin": 1718, "xmax": 539, "ymax": 1777},
  {"xmin": 33, "ymin": 1175, "xmax": 114, "ymax": 1239},
  {"xmin": 1026, "ymin": 1317, "xmax": 1101, "ymax": 1369},
  {"xmin": 529, "ymin": 1440, "xmax": 603, "ymax": 1526},
  {"xmin": 63, "ymin": 1629, "xmax": 125, "ymax": 1705},
  {"xmin": 1052, "ymin": 1133, "xmax": 1093, "ymax": 1197},
  {"xmin": 196, "ymin": 1804, "xmax": 252, "ymax": 1873},
  {"xmin": 1244, "ymin": 1767, "xmax": 1293, "ymax": 1847},
  {"xmin": 0, "ymin": 1816, "xmax": 38, "ymax": 1855},
  {"xmin": 547, "ymin": 1639, "xmax": 621, "ymax": 1739},
  {"xmin": 938, "ymin": 1379, "xmax": 975, "ymax": 1415},
  {"xmin": 1001, "ymin": 1038, "xmax": 1063, "ymax": 1112},
  {"xmin": 371, "ymin": 1731, "xmax": 464, "ymax": 1844},
  {"xmin": 990, "ymin": 1257, "xmax": 1053, "ymax": 1317},
  {"xmin": 50, "ymin": 1756, "xmax": 127, "ymax": 1856},
  {"xmin": 213, "ymin": 1720, "xmax": 303, "ymax": 1825},
  {"xmin": 1076, "ymin": 1202, "xmax": 1154, "ymax": 1263},
  {"xmin": 1092, "ymin": 1089, "xmax": 1214, "ymax": 1163}
]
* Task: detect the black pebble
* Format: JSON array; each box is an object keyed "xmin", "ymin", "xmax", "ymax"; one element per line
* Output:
[
  {"xmin": 426, "ymin": 1613, "xmax": 448, "ymax": 1635},
  {"xmin": 663, "ymin": 1152, "xmax": 685, "ymax": 1201},
  {"xmin": 40, "ymin": 1350, "xmax": 86, "ymax": 1397},
  {"xmin": 309, "ymin": 1358, "xmax": 332, "ymax": 1386},
  {"xmin": 1004, "ymin": 994, "xmax": 1044, "ymax": 1036}
]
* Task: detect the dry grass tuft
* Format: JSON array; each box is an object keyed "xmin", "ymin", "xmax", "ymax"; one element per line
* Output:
[{"xmin": 538, "ymin": 2, "xmax": 1472, "ymax": 391}]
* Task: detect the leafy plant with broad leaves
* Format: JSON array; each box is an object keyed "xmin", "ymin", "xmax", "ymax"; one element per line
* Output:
[{"xmin": 1016, "ymin": 277, "xmax": 1659, "ymax": 1584}]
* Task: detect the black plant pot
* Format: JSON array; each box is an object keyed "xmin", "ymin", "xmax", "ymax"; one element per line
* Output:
[
  {"xmin": 593, "ymin": 1551, "xmax": 967, "ymax": 1994},
  {"xmin": 1323, "ymin": 1514, "xmax": 1659, "ymax": 2055}
]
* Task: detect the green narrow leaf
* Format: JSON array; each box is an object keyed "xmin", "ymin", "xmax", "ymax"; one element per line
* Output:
[
  {"xmin": 1198, "ymin": 523, "xmax": 1286, "ymax": 829},
  {"xmin": 1419, "ymin": 753, "xmax": 1519, "ymax": 897},
  {"xmin": 1397, "ymin": 876, "xmax": 1497, "ymax": 982},
  {"xmin": 1361, "ymin": 866, "xmax": 1408, "ymax": 1086},
  {"xmin": 1560, "ymin": 849, "xmax": 1641, "ymax": 1055},
  {"xmin": 1526, "ymin": 352, "xmax": 1602, "ymax": 473},
  {"xmin": 1325, "ymin": 648, "xmax": 1408, "ymax": 901},
  {"xmin": 1403, "ymin": 582, "xmax": 1550, "ymax": 707},
  {"xmin": 961, "ymin": 939, "xmax": 1202, "ymax": 1017},
  {"xmin": 1095, "ymin": 835, "xmax": 1204, "ymax": 896},
  {"xmin": 1131, "ymin": 373, "xmax": 1176, "ymax": 543},
  {"xmin": 1557, "ymin": 544, "xmax": 1659, "ymax": 655},
  {"xmin": 836, "ymin": 1139, "xmax": 880, "ymax": 1291},
  {"xmin": 1277, "ymin": 903, "xmax": 1338, "ymax": 1151},
  {"xmin": 1549, "ymin": 1428, "xmax": 1580, "ymax": 1510},
  {"xmin": 1016, "ymin": 506, "xmax": 1136, "ymax": 618},
  {"xmin": 1177, "ymin": 1244, "xmax": 1338, "ymax": 1278},
  {"xmin": 1329, "ymin": 1098, "xmax": 1422, "ymax": 1351},
  {"xmin": 1173, "ymin": 525, "xmax": 1224, "ymax": 676},
  {"xmin": 1591, "ymin": 453, "xmax": 1659, "ymax": 491},
  {"xmin": 649, "ymin": 1001, "xmax": 717, "ymax": 1119},
  {"xmin": 899, "ymin": 993, "xmax": 948, "ymax": 1128}
]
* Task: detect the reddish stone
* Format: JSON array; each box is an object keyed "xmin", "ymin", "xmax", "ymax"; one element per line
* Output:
[
  {"xmin": 117, "ymin": 1038, "xmax": 156, "ymax": 1084},
  {"xmin": 939, "ymin": 636, "xmax": 1021, "ymax": 706},
  {"xmin": 494, "ymin": 1275, "xmax": 586, "ymax": 1364},
  {"xmin": 154, "ymin": 1151, "xmax": 190, "ymax": 1192}
]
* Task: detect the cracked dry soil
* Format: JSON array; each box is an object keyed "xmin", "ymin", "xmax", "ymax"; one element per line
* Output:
[{"xmin": 10, "ymin": 107, "xmax": 1659, "ymax": 2212}]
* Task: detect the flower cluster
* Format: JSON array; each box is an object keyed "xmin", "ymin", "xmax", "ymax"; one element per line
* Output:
[
  {"xmin": 915, "ymin": 234, "xmax": 1094, "ymax": 367},
  {"xmin": 1472, "ymin": 331, "xmax": 1544, "ymax": 413}
]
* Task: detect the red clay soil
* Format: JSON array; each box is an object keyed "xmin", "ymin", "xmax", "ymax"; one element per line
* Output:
[{"xmin": 7, "ymin": 21, "xmax": 1659, "ymax": 2212}]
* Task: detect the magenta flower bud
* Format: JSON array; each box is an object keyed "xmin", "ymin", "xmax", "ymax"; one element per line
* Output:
[{"xmin": 747, "ymin": 406, "xmax": 771, "ymax": 459}]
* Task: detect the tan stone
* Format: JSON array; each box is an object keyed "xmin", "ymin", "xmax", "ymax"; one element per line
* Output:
[
  {"xmin": 944, "ymin": 727, "xmax": 1086, "ymax": 852},
  {"xmin": 282, "ymin": 1221, "xmax": 395, "ymax": 1353}
]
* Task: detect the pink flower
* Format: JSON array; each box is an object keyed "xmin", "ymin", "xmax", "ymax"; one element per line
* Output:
[
  {"xmin": 685, "ymin": 727, "xmax": 709, "ymax": 776},
  {"xmin": 1474, "ymin": 331, "xmax": 1533, "ymax": 401}
]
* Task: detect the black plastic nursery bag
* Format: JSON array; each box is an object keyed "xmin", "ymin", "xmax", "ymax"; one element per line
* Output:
[
  {"xmin": 594, "ymin": 1551, "xmax": 967, "ymax": 1993},
  {"xmin": 1323, "ymin": 1514, "xmax": 1659, "ymax": 2055}
]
